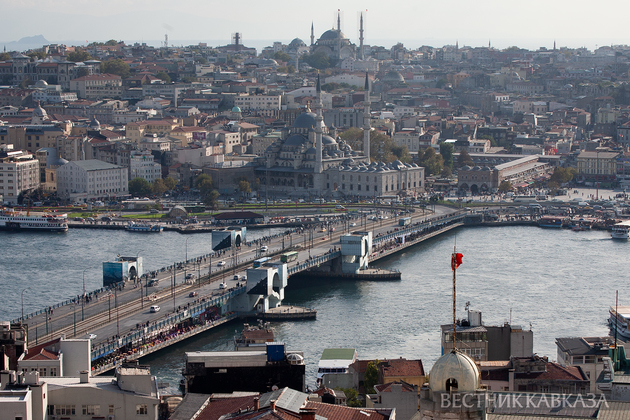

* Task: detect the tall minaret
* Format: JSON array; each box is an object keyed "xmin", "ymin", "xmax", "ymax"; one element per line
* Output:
[
  {"xmin": 315, "ymin": 74, "xmax": 324, "ymax": 174},
  {"xmin": 363, "ymin": 72, "xmax": 371, "ymax": 162},
  {"xmin": 359, "ymin": 12, "xmax": 365, "ymax": 60},
  {"xmin": 311, "ymin": 22, "xmax": 315, "ymax": 46},
  {"xmin": 337, "ymin": 10, "xmax": 341, "ymax": 31}
]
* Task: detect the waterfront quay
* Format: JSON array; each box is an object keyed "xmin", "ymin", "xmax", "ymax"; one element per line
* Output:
[{"xmin": 16, "ymin": 207, "xmax": 467, "ymax": 374}]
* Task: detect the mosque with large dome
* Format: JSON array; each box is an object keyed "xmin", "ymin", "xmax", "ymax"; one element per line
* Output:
[
  {"xmin": 311, "ymin": 12, "xmax": 358, "ymax": 61},
  {"xmin": 255, "ymin": 76, "xmax": 424, "ymax": 199}
]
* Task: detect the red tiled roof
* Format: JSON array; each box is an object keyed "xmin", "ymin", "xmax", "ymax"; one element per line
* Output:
[
  {"xmin": 380, "ymin": 358, "xmax": 425, "ymax": 377},
  {"xmin": 515, "ymin": 363, "xmax": 587, "ymax": 381},
  {"xmin": 72, "ymin": 73, "xmax": 122, "ymax": 82},
  {"xmin": 26, "ymin": 348, "xmax": 59, "ymax": 361},
  {"xmin": 304, "ymin": 402, "xmax": 392, "ymax": 420},
  {"xmin": 196, "ymin": 395, "xmax": 259, "ymax": 420}
]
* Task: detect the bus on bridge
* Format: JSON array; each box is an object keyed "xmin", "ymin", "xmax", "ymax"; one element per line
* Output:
[
  {"xmin": 281, "ymin": 251, "xmax": 299, "ymax": 263},
  {"xmin": 253, "ymin": 257, "xmax": 271, "ymax": 268}
]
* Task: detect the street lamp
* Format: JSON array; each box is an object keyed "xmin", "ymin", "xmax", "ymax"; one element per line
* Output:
[
  {"xmin": 21, "ymin": 287, "xmax": 30, "ymax": 323},
  {"xmin": 81, "ymin": 267, "xmax": 93, "ymax": 321}
]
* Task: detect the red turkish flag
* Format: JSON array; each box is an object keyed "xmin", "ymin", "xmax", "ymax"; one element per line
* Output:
[{"xmin": 451, "ymin": 253, "xmax": 463, "ymax": 271}]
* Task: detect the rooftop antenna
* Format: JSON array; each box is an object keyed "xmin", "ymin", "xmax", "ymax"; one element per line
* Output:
[
  {"xmin": 451, "ymin": 241, "xmax": 463, "ymax": 352},
  {"xmin": 164, "ymin": 33, "xmax": 168, "ymax": 48}
]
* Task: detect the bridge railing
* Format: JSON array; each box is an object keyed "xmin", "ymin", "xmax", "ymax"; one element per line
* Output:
[
  {"xmin": 287, "ymin": 251, "xmax": 341, "ymax": 275},
  {"xmin": 90, "ymin": 286, "xmax": 245, "ymax": 361},
  {"xmin": 372, "ymin": 212, "xmax": 466, "ymax": 245}
]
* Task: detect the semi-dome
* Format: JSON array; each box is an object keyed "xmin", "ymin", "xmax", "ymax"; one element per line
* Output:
[
  {"xmin": 35, "ymin": 79, "xmax": 48, "ymax": 88},
  {"xmin": 231, "ymin": 106, "xmax": 242, "ymax": 113},
  {"xmin": 32, "ymin": 102, "xmax": 48, "ymax": 118},
  {"xmin": 284, "ymin": 134, "xmax": 308, "ymax": 147},
  {"xmin": 429, "ymin": 350, "xmax": 480, "ymax": 393},
  {"xmin": 322, "ymin": 135, "xmax": 337, "ymax": 145},
  {"xmin": 292, "ymin": 112, "xmax": 318, "ymax": 129}
]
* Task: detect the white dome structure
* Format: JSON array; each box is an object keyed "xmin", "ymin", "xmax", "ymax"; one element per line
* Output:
[{"xmin": 429, "ymin": 350, "xmax": 480, "ymax": 393}]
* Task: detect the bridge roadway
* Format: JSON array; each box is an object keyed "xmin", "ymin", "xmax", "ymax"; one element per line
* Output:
[{"xmin": 19, "ymin": 206, "xmax": 461, "ymax": 370}]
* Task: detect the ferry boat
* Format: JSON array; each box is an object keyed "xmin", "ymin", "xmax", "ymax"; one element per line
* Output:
[
  {"xmin": 126, "ymin": 221, "xmax": 163, "ymax": 233},
  {"xmin": 609, "ymin": 306, "xmax": 630, "ymax": 339},
  {"xmin": 611, "ymin": 221, "xmax": 630, "ymax": 240},
  {"xmin": 538, "ymin": 216, "xmax": 565, "ymax": 228},
  {"xmin": 0, "ymin": 208, "xmax": 68, "ymax": 232}
]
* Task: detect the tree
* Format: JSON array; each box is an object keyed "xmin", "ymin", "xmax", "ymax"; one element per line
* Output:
[
  {"xmin": 152, "ymin": 178, "xmax": 167, "ymax": 195},
  {"xmin": 203, "ymin": 189, "xmax": 220, "ymax": 209},
  {"xmin": 439, "ymin": 142, "xmax": 454, "ymax": 168},
  {"xmin": 334, "ymin": 387, "xmax": 361, "ymax": 407},
  {"xmin": 195, "ymin": 174, "xmax": 215, "ymax": 203},
  {"xmin": 129, "ymin": 177, "xmax": 152, "ymax": 197},
  {"xmin": 273, "ymin": 51, "xmax": 292, "ymax": 62},
  {"xmin": 441, "ymin": 166, "xmax": 453, "ymax": 178},
  {"xmin": 457, "ymin": 150, "xmax": 474, "ymax": 168},
  {"xmin": 287, "ymin": 65, "xmax": 295, "ymax": 74},
  {"xmin": 364, "ymin": 360, "xmax": 379, "ymax": 394},
  {"xmin": 76, "ymin": 67, "xmax": 90, "ymax": 78},
  {"xmin": 67, "ymin": 51, "xmax": 92, "ymax": 62},
  {"xmin": 0, "ymin": 52, "xmax": 11, "ymax": 61},
  {"xmin": 27, "ymin": 51, "xmax": 46, "ymax": 61},
  {"xmin": 238, "ymin": 180, "xmax": 251, "ymax": 194},
  {"xmin": 498, "ymin": 181, "xmax": 512, "ymax": 193},
  {"xmin": 549, "ymin": 167, "xmax": 577, "ymax": 185},
  {"xmin": 156, "ymin": 71, "xmax": 171, "ymax": 83},
  {"xmin": 101, "ymin": 58, "xmax": 130, "ymax": 78},
  {"xmin": 301, "ymin": 51, "xmax": 338, "ymax": 70},
  {"xmin": 105, "ymin": 39, "xmax": 118, "ymax": 46},
  {"xmin": 418, "ymin": 147, "xmax": 444, "ymax": 176},
  {"xmin": 164, "ymin": 176, "xmax": 177, "ymax": 191}
]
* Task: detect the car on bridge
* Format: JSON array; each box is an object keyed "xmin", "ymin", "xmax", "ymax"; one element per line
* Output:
[
  {"xmin": 217, "ymin": 261, "xmax": 226, "ymax": 267},
  {"xmin": 260, "ymin": 246, "xmax": 268, "ymax": 252},
  {"xmin": 189, "ymin": 291, "xmax": 198, "ymax": 297},
  {"xmin": 185, "ymin": 273, "xmax": 195, "ymax": 279},
  {"xmin": 150, "ymin": 305, "xmax": 160, "ymax": 313}
]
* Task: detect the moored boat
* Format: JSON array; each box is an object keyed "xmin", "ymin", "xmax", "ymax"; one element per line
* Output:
[
  {"xmin": 538, "ymin": 216, "xmax": 565, "ymax": 228},
  {"xmin": 0, "ymin": 208, "xmax": 68, "ymax": 232},
  {"xmin": 126, "ymin": 221, "xmax": 163, "ymax": 233},
  {"xmin": 234, "ymin": 321, "xmax": 274, "ymax": 351},
  {"xmin": 611, "ymin": 221, "xmax": 630, "ymax": 240},
  {"xmin": 609, "ymin": 306, "xmax": 630, "ymax": 339}
]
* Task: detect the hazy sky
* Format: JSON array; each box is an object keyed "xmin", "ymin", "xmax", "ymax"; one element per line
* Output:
[{"xmin": 2, "ymin": 0, "xmax": 629, "ymax": 50}]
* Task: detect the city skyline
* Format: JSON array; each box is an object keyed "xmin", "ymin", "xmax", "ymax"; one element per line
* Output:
[{"xmin": 2, "ymin": 0, "xmax": 630, "ymax": 51}]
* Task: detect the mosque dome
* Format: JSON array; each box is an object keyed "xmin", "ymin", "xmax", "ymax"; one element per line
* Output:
[
  {"xmin": 319, "ymin": 29, "xmax": 347, "ymax": 41},
  {"xmin": 89, "ymin": 115, "xmax": 101, "ymax": 130},
  {"xmin": 292, "ymin": 112, "xmax": 318, "ymax": 129},
  {"xmin": 289, "ymin": 38, "xmax": 306, "ymax": 48},
  {"xmin": 32, "ymin": 102, "xmax": 48, "ymax": 119},
  {"xmin": 231, "ymin": 106, "xmax": 242, "ymax": 113},
  {"xmin": 35, "ymin": 79, "xmax": 48, "ymax": 88},
  {"xmin": 382, "ymin": 70, "xmax": 405, "ymax": 84},
  {"xmin": 429, "ymin": 350, "xmax": 480, "ymax": 393}
]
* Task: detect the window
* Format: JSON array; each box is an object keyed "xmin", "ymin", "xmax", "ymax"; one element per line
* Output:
[
  {"xmin": 136, "ymin": 405, "xmax": 148, "ymax": 415},
  {"xmin": 82, "ymin": 405, "xmax": 100, "ymax": 416},
  {"xmin": 55, "ymin": 405, "xmax": 76, "ymax": 415},
  {"xmin": 50, "ymin": 367, "xmax": 57, "ymax": 377},
  {"xmin": 109, "ymin": 405, "xmax": 114, "ymax": 415}
]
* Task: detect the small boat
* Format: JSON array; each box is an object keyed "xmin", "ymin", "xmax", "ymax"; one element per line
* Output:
[
  {"xmin": 609, "ymin": 306, "xmax": 630, "ymax": 339},
  {"xmin": 126, "ymin": 222, "xmax": 163, "ymax": 233},
  {"xmin": 538, "ymin": 216, "xmax": 565, "ymax": 228},
  {"xmin": 611, "ymin": 221, "xmax": 630, "ymax": 240}
]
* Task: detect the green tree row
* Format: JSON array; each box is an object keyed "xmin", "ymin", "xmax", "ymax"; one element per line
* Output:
[{"xmin": 128, "ymin": 177, "xmax": 177, "ymax": 197}]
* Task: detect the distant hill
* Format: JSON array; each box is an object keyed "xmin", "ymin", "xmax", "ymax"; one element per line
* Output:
[{"xmin": 2, "ymin": 35, "xmax": 49, "ymax": 52}]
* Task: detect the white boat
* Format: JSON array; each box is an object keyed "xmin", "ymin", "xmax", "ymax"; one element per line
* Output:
[
  {"xmin": 0, "ymin": 208, "xmax": 68, "ymax": 232},
  {"xmin": 126, "ymin": 222, "xmax": 163, "ymax": 233},
  {"xmin": 611, "ymin": 221, "xmax": 630, "ymax": 240},
  {"xmin": 609, "ymin": 306, "xmax": 630, "ymax": 339}
]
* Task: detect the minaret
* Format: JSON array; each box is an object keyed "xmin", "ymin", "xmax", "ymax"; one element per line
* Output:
[
  {"xmin": 311, "ymin": 22, "xmax": 315, "ymax": 46},
  {"xmin": 315, "ymin": 74, "xmax": 323, "ymax": 174},
  {"xmin": 554, "ymin": 40, "xmax": 557, "ymax": 51},
  {"xmin": 363, "ymin": 72, "xmax": 371, "ymax": 162},
  {"xmin": 337, "ymin": 10, "xmax": 341, "ymax": 31},
  {"xmin": 359, "ymin": 12, "xmax": 365, "ymax": 60},
  {"xmin": 455, "ymin": 40, "xmax": 458, "ymax": 52}
]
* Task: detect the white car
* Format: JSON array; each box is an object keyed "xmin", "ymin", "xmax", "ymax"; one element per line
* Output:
[
  {"xmin": 219, "ymin": 282, "xmax": 227, "ymax": 289},
  {"xmin": 260, "ymin": 246, "xmax": 268, "ymax": 252},
  {"xmin": 150, "ymin": 305, "xmax": 160, "ymax": 313},
  {"xmin": 217, "ymin": 261, "xmax": 226, "ymax": 267},
  {"xmin": 349, "ymin": 222, "xmax": 357, "ymax": 227}
]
